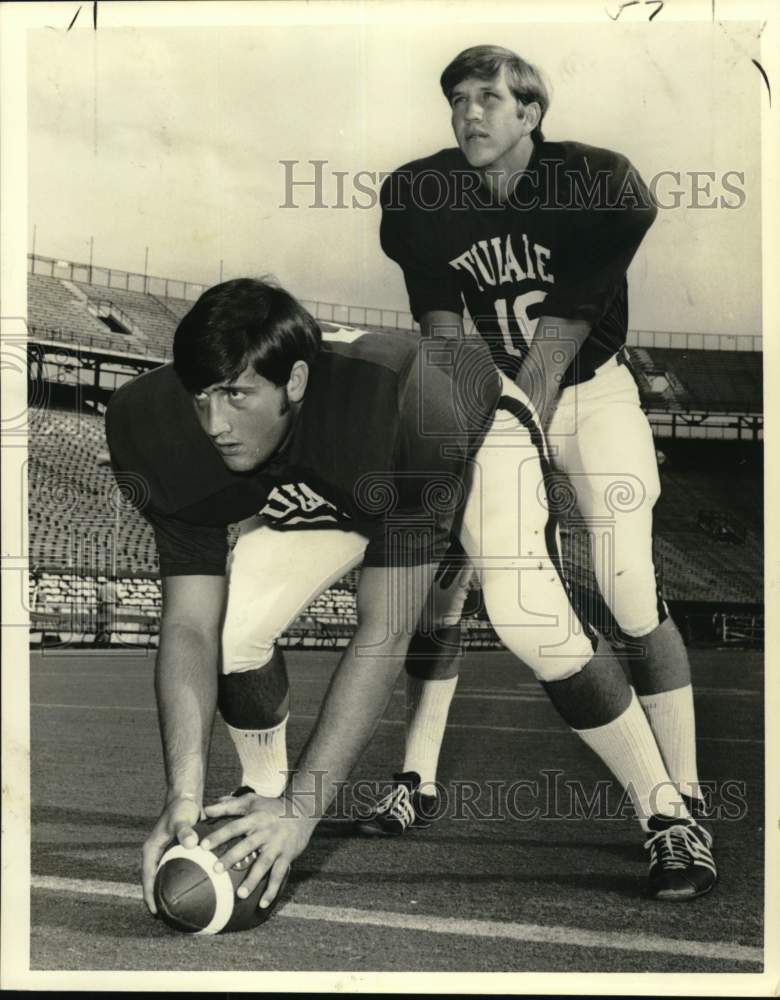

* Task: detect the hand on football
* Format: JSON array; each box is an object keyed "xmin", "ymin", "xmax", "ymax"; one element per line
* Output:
[
  {"xmin": 203, "ymin": 791, "xmax": 311, "ymax": 909},
  {"xmin": 141, "ymin": 795, "xmax": 202, "ymax": 915}
]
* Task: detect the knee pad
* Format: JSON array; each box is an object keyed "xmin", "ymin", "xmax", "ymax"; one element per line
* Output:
[
  {"xmin": 217, "ymin": 646, "xmax": 290, "ymax": 729},
  {"xmin": 405, "ymin": 624, "xmax": 462, "ymax": 680}
]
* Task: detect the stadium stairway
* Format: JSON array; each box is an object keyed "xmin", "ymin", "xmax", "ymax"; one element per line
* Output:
[
  {"xmin": 71, "ymin": 280, "xmax": 177, "ymax": 358},
  {"xmin": 28, "ymin": 275, "xmax": 154, "ymax": 355}
]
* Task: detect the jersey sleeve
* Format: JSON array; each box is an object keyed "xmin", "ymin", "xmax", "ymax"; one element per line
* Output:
[
  {"xmin": 542, "ymin": 151, "xmax": 657, "ymax": 325},
  {"xmin": 380, "ymin": 168, "xmax": 464, "ymax": 321},
  {"xmin": 143, "ymin": 508, "xmax": 228, "ymax": 577}
]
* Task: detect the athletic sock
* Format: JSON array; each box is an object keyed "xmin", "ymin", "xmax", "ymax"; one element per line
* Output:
[
  {"xmin": 573, "ymin": 689, "xmax": 689, "ymax": 830},
  {"xmin": 402, "ymin": 675, "xmax": 458, "ymax": 794},
  {"xmin": 638, "ymin": 684, "xmax": 702, "ymax": 802},
  {"xmin": 225, "ymin": 714, "xmax": 289, "ymax": 797}
]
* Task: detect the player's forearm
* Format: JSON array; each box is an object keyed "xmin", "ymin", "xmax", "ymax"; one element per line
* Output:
[
  {"xmin": 285, "ymin": 631, "xmax": 410, "ymax": 828},
  {"xmin": 155, "ymin": 620, "xmax": 219, "ymax": 804},
  {"xmin": 517, "ymin": 315, "xmax": 590, "ymax": 424}
]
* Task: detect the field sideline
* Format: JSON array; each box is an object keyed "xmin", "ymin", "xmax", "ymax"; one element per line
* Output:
[{"xmin": 28, "ymin": 646, "xmax": 764, "ymax": 975}]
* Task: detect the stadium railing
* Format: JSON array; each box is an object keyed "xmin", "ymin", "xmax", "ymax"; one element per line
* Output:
[{"xmin": 28, "ymin": 254, "xmax": 762, "ymax": 353}]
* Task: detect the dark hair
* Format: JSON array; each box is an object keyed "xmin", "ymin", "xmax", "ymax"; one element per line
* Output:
[
  {"xmin": 173, "ymin": 278, "xmax": 322, "ymax": 392},
  {"xmin": 440, "ymin": 45, "xmax": 550, "ymax": 143}
]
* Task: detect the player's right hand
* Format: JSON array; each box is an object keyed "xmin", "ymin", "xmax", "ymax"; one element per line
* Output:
[{"xmin": 141, "ymin": 795, "xmax": 202, "ymax": 915}]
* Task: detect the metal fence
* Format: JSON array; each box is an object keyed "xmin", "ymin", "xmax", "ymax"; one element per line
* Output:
[
  {"xmin": 28, "ymin": 253, "xmax": 207, "ymax": 303},
  {"xmin": 626, "ymin": 329, "xmax": 761, "ymax": 353},
  {"xmin": 299, "ymin": 299, "xmax": 417, "ymax": 333},
  {"xmin": 28, "ymin": 253, "xmax": 762, "ymax": 351}
]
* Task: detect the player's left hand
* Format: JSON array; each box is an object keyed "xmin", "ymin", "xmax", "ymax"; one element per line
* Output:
[{"xmin": 202, "ymin": 792, "xmax": 313, "ymax": 908}]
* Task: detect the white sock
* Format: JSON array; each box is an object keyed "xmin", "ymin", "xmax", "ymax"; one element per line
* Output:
[
  {"xmin": 574, "ymin": 690, "xmax": 688, "ymax": 830},
  {"xmin": 402, "ymin": 675, "xmax": 458, "ymax": 793},
  {"xmin": 225, "ymin": 714, "xmax": 289, "ymax": 797},
  {"xmin": 639, "ymin": 685, "xmax": 701, "ymax": 801}
]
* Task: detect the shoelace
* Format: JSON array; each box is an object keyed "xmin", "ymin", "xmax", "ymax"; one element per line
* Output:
[
  {"xmin": 375, "ymin": 785, "xmax": 416, "ymax": 828},
  {"xmin": 645, "ymin": 823, "xmax": 717, "ymax": 875}
]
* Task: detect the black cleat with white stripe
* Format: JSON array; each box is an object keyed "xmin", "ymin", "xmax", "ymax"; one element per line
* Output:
[
  {"xmin": 681, "ymin": 791, "xmax": 714, "ymax": 845},
  {"xmin": 645, "ymin": 814, "xmax": 717, "ymax": 901},
  {"xmin": 354, "ymin": 771, "xmax": 438, "ymax": 836}
]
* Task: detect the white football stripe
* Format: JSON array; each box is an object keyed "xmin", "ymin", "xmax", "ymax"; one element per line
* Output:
[
  {"xmin": 32, "ymin": 875, "xmax": 763, "ymax": 965},
  {"xmin": 156, "ymin": 844, "xmax": 235, "ymax": 935},
  {"xmin": 29, "ymin": 703, "xmax": 765, "ymax": 744},
  {"xmin": 30, "ymin": 673, "xmax": 764, "ymax": 699}
]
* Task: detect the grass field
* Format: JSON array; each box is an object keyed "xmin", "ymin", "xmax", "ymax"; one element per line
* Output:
[{"xmin": 28, "ymin": 645, "xmax": 764, "ymax": 976}]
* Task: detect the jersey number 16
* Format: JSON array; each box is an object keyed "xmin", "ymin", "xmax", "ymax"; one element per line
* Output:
[{"xmin": 494, "ymin": 290, "xmax": 547, "ymax": 357}]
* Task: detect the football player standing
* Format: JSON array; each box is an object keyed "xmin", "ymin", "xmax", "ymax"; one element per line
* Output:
[
  {"xmin": 357, "ymin": 45, "xmax": 716, "ymax": 898},
  {"xmin": 108, "ymin": 277, "xmax": 715, "ymax": 909}
]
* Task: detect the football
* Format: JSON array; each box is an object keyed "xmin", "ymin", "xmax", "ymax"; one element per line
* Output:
[{"xmin": 153, "ymin": 815, "xmax": 289, "ymax": 934}]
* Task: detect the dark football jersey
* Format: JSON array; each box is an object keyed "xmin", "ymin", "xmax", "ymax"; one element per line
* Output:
[
  {"xmin": 380, "ymin": 140, "xmax": 657, "ymax": 382},
  {"xmin": 106, "ymin": 330, "xmax": 500, "ymax": 576}
]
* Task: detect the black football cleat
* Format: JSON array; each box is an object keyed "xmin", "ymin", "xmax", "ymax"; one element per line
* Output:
[
  {"xmin": 681, "ymin": 792, "xmax": 714, "ymax": 844},
  {"xmin": 354, "ymin": 771, "xmax": 439, "ymax": 836},
  {"xmin": 645, "ymin": 814, "xmax": 717, "ymax": 901}
]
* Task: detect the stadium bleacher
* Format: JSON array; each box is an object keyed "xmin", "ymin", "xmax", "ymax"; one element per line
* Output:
[
  {"xmin": 29, "ymin": 273, "xmax": 122, "ymax": 341},
  {"xmin": 153, "ymin": 294, "xmax": 193, "ymax": 322},
  {"xmin": 26, "ymin": 272, "xmax": 409, "ymax": 364},
  {"xmin": 656, "ymin": 439, "xmax": 762, "ymax": 530},
  {"xmin": 636, "ymin": 348, "xmax": 763, "ymax": 413},
  {"xmin": 70, "ymin": 280, "xmax": 180, "ymax": 359},
  {"xmin": 28, "ymin": 406, "xmax": 159, "ymax": 575}
]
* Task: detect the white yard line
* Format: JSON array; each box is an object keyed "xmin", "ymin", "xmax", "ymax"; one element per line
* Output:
[
  {"xmin": 31, "ymin": 874, "xmax": 762, "ymax": 966},
  {"xmin": 31, "ymin": 672, "xmax": 762, "ymax": 699},
  {"xmin": 29, "ymin": 702, "xmax": 765, "ymax": 744}
]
